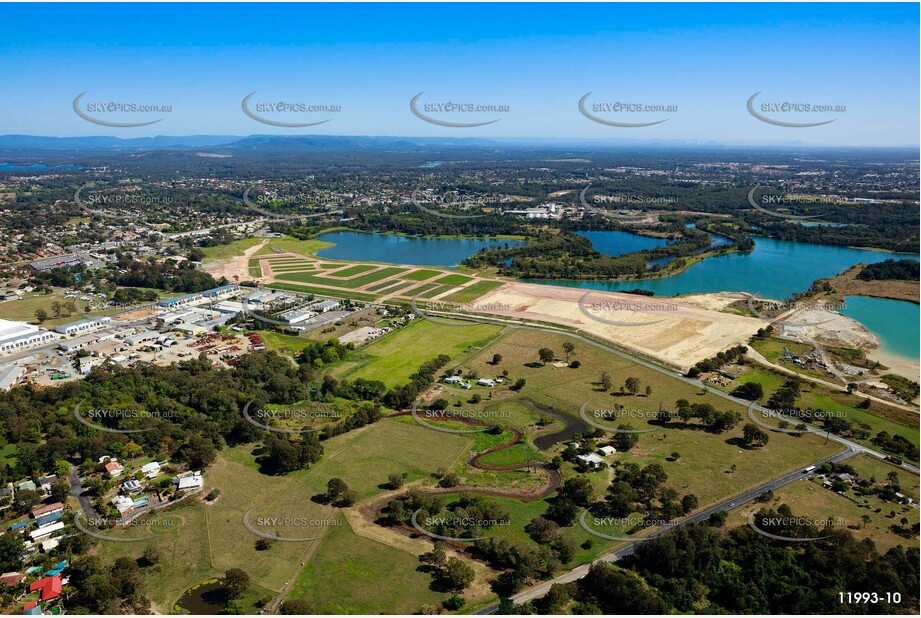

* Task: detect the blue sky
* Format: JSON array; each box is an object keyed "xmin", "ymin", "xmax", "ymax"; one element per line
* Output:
[{"xmin": 1, "ymin": 2, "xmax": 917, "ymax": 145}]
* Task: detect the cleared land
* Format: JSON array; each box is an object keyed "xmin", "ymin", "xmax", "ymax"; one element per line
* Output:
[{"xmin": 474, "ymin": 281, "xmax": 766, "ymax": 371}]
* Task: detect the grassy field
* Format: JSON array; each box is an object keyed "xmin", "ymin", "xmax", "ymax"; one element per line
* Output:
[
  {"xmin": 727, "ymin": 455, "xmax": 919, "ymax": 553},
  {"xmin": 433, "ymin": 274, "xmax": 472, "ymax": 286},
  {"xmin": 253, "ymin": 329, "xmax": 308, "ymax": 354},
  {"xmin": 201, "ymin": 237, "xmax": 263, "ymax": 261},
  {"xmin": 449, "ymin": 329, "xmax": 842, "ymax": 506},
  {"xmin": 276, "ymin": 267, "xmax": 408, "ymax": 289},
  {"xmin": 727, "ymin": 365, "xmax": 919, "ymax": 451},
  {"xmin": 92, "ymin": 501, "xmax": 218, "ymax": 612},
  {"xmin": 254, "ymin": 236, "xmax": 332, "ymax": 256},
  {"xmin": 285, "ymin": 517, "xmax": 445, "ymax": 614},
  {"xmin": 401, "ymin": 269, "xmax": 442, "ymax": 281},
  {"xmin": 266, "ymin": 282, "xmax": 379, "ymax": 302},
  {"xmin": 329, "ymin": 319, "xmax": 504, "ymax": 388},
  {"xmin": 326, "ymin": 264, "xmax": 377, "ymax": 278},
  {"xmin": 441, "ymin": 280, "xmax": 504, "ymax": 303}
]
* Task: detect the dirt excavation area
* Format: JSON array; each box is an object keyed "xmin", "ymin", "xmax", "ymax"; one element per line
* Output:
[{"xmin": 474, "ymin": 282, "xmax": 765, "ymax": 371}]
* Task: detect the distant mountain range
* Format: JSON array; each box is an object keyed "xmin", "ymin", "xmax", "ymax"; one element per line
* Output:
[{"xmin": 0, "ymin": 134, "xmax": 915, "ymax": 154}]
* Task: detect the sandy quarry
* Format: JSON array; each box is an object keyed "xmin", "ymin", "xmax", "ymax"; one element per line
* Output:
[{"xmin": 474, "ymin": 282, "xmax": 766, "ymax": 371}]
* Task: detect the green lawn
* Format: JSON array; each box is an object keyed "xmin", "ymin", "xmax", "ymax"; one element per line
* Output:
[
  {"xmin": 285, "ymin": 517, "xmax": 444, "ymax": 614},
  {"xmin": 325, "ymin": 264, "xmax": 377, "ymax": 278},
  {"xmin": 433, "ymin": 274, "xmax": 473, "ymax": 286},
  {"xmin": 276, "ymin": 267, "xmax": 407, "ymax": 290},
  {"xmin": 442, "ymin": 280, "xmax": 504, "ymax": 303},
  {"xmin": 329, "ymin": 319, "xmax": 504, "ymax": 388},
  {"xmin": 254, "ymin": 236, "xmax": 332, "ymax": 256},
  {"xmin": 401, "ymin": 269, "xmax": 442, "ymax": 281},
  {"xmin": 201, "ymin": 237, "xmax": 263, "ymax": 261},
  {"xmin": 266, "ymin": 282, "xmax": 379, "ymax": 302}
]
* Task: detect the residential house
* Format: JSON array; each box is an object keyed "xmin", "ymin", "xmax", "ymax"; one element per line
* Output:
[
  {"xmin": 104, "ymin": 460, "xmax": 124, "ymax": 477},
  {"xmin": 577, "ymin": 453, "xmax": 605, "ymax": 469},
  {"xmin": 30, "ymin": 502, "xmax": 64, "ymax": 519}
]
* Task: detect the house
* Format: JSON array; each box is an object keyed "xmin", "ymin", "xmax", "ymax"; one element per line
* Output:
[
  {"xmin": 9, "ymin": 522, "xmax": 27, "ymax": 533},
  {"xmin": 104, "ymin": 460, "xmax": 124, "ymax": 477},
  {"xmin": 28, "ymin": 574, "xmax": 62, "ymax": 601},
  {"xmin": 443, "ymin": 376, "xmax": 463, "ymax": 385},
  {"xmin": 122, "ymin": 479, "xmax": 143, "ymax": 494},
  {"xmin": 29, "ymin": 521, "xmax": 64, "ymax": 541},
  {"xmin": 598, "ymin": 445, "xmax": 617, "ymax": 457},
  {"xmin": 140, "ymin": 461, "xmax": 161, "ymax": 479},
  {"xmin": 112, "ymin": 495, "xmax": 135, "ymax": 516},
  {"xmin": 30, "ymin": 502, "xmax": 64, "ymax": 519},
  {"xmin": 175, "ymin": 470, "xmax": 204, "ymax": 492},
  {"xmin": 37, "ymin": 475, "xmax": 58, "ymax": 494},
  {"xmin": 23, "ymin": 602, "xmax": 41, "ymax": 615},
  {"xmin": 35, "ymin": 511, "xmax": 63, "ymax": 528},
  {"xmin": 39, "ymin": 538, "xmax": 60, "ymax": 553},
  {"xmin": 0, "ymin": 572, "xmax": 25, "ymax": 587},
  {"xmin": 834, "ymin": 473, "xmax": 855, "ymax": 483},
  {"xmin": 577, "ymin": 453, "xmax": 605, "ymax": 468},
  {"xmin": 477, "ymin": 378, "xmax": 496, "ymax": 387}
]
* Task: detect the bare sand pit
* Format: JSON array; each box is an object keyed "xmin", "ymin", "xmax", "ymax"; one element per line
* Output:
[
  {"xmin": 203, "ymin": 239, "xmax": 268, "ymax": 282},
  {"xmin": 780, "ymin": 308, "xmax": 879, "ymax": 349},
  {"xmin": 473, "ymin": 282, "xmax": 766, "ymax": 371},
  {"xmin": 782, "ymin": 308, "xmax": 919, "ymax": 381}
]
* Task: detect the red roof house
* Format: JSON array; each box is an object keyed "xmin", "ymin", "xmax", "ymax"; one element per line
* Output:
[{"xmin": 28, "ymin": 574, "xmax": 62, "ymax": 601}]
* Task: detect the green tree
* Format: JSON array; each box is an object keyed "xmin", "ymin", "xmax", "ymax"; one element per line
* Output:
[{"xmin": 222, "ymin": 568, "xmax": 250, "ymax": 600}]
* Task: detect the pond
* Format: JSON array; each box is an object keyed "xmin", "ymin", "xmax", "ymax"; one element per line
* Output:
[
  {"xmin": 315, "ymin": 231, "xmax": 523, "ymax": 269},
  {"xmin": 175, "ymin": 579, "xmax": 226, "ymax": 615}
]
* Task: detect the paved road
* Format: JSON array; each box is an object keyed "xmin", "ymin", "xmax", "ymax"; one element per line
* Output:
[
  {"xmin": 67, "ymin": 464, "xmax": 99, "ymax": 520},
  {"xmin": 474, "ymin": 445, "xmax": 858, "ymax": 613}
]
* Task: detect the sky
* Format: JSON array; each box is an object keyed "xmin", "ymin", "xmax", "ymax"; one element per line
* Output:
[{"xmin": 1, "ymin": 2, "xmax": 918, "ymax": 146}]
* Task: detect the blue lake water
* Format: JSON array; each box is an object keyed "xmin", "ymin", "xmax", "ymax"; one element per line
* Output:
[
  {"xmin": 0, "ymin": 163, "xmax": 82, "ymax": 171},
  {"xmin": 315, "ymin": 231, "xmax": 523, "ymax": 268},
  {"xmin": 839, "ymin": 296, "xmax": 920, "ymax": 361},
  {"xmin": 526, "ymin": 234, "xmax": 918, "ymax": 300},
  {"xmin": 576, "ymin": 230, "xmax": 667, "ymax": 256}
]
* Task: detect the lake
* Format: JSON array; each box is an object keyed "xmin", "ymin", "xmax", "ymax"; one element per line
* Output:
[
  {"xmin": 526, "ymin": 234, "xmax": 918, "ymax": 300},
  {"xmin": 315, "ymin": 231, "xmax": 524, "ymax": 268},
  {"xmin": 0, "ymin": 163, "xmax": 82, "ymax": 171},
  {"xmin": 839, "ymin": 296, "xmax": 920, "ymax": 361},
  {"xmin": 576, "ymin": 230, "xmax": 667, "ymax": 256}
]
